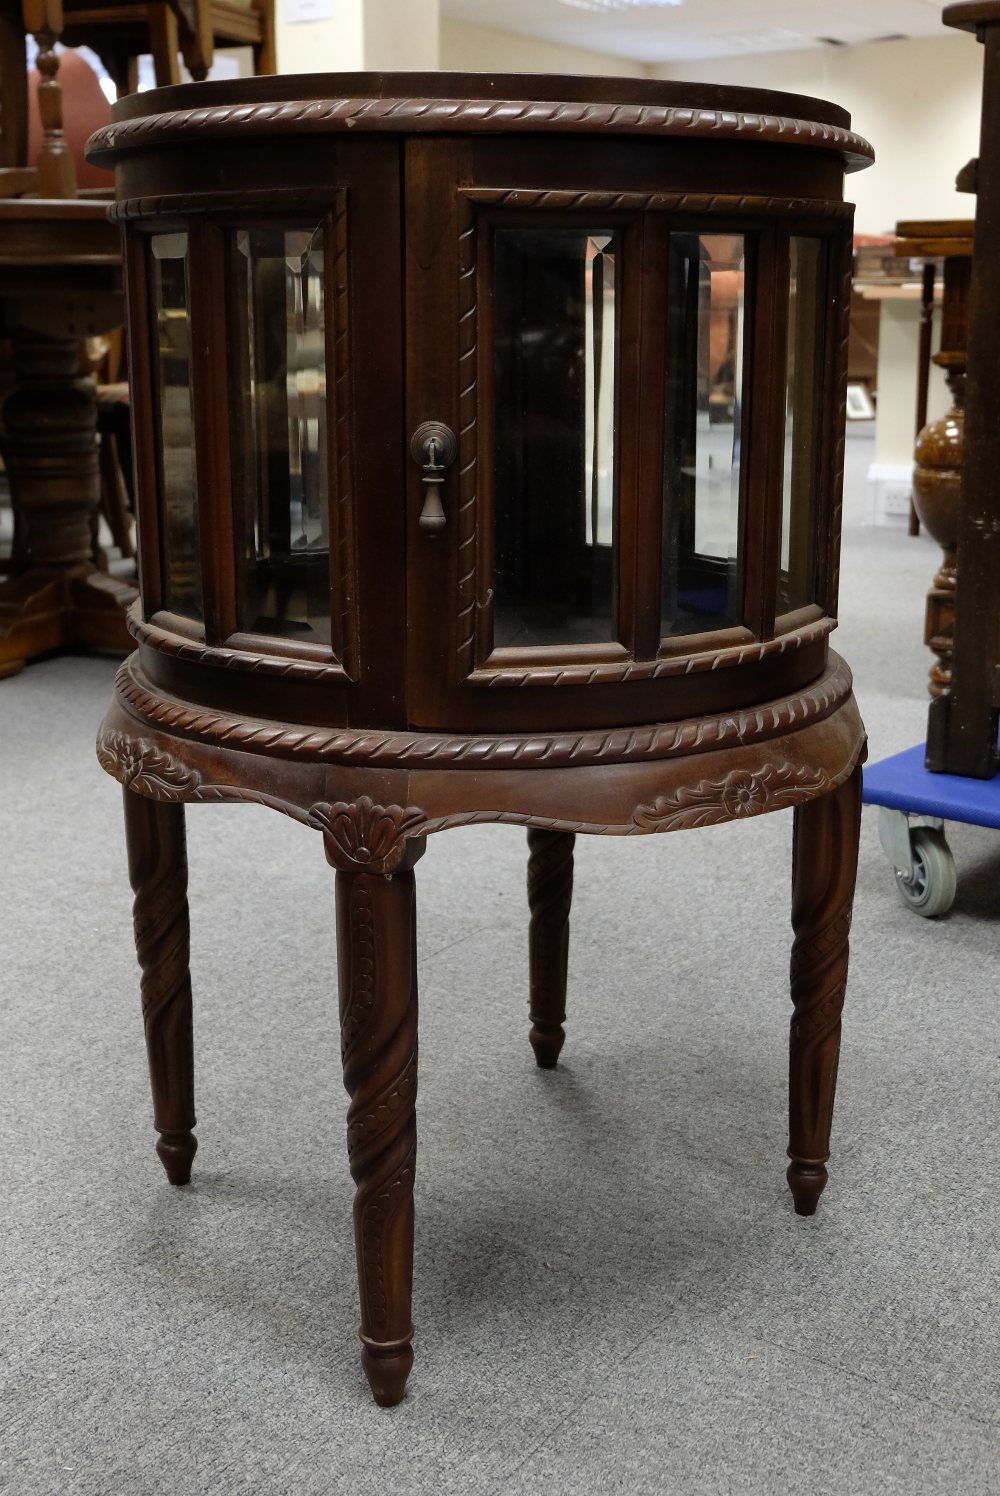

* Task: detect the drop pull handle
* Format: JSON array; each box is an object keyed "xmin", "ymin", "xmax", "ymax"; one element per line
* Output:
[{"xmin": 410, "ymin": 421, "xmax": 457, "ymax": 535}]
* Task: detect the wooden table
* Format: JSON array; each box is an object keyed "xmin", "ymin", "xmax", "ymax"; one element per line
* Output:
[{"xmin": 0, "ymin": 196, "xmax": 134, "ymax": 678}]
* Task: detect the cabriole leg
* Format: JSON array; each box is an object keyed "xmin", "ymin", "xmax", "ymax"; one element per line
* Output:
[
  {"xmin": 526, "ymin": 828, "xmax": 575, "ymax": 1068},
  {"xmin": 335, "ymin": 840, "xmax": 424, "ymax": 1407},
  {"xmin": 123, "ymin": 787, "xmax": 197, "ymax": 1186},
  {"xmin": 787, "ymin": 765, "xmax": 863, "ymax": 1215}
]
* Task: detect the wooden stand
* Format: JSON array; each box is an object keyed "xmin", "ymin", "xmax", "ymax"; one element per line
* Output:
[{"xmin": 91, "ymin": 71, "xmax": 872, "ymax": 1406}]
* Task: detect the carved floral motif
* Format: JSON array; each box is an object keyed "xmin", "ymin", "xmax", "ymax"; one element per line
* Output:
[
  {"xmin": 633, "ymin": 763, "xmax": 832, "ymax": 833},
  {"xmin": 97, "ymin": 729, "xmax": 201, "ymax": 800},
  {"xmin": 310, "ymin": 796, "xmax": 426, "ymax": 873}
]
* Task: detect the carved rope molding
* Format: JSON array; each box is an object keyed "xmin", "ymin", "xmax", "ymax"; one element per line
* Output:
[
  {"xmin": 462, "ymin": 188, "xmax": 855, "ymax": 217},
  {"xmin": 471, "ymin": 618, "xmax": 835, "ymax": 687},
  {"xmin": 113, "ymin": 653, "xmax": 854, "ymax": 769},
  {"xmin": 110, "ymin": 186, "xmax": 335, "ymax": 222},
  {"xmin": 127, "ymin": 609, "xmax": 351, "ymax": 685},
  {"xmin": 88, "ymin": 100, "xmax": 874, "ymax": 166},
  {"xmin": 455, "ymin": 195, "xmax": 480, "ymax": 678}
]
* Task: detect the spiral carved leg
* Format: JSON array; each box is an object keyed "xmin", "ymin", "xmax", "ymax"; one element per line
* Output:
[
  {"xmin": 787, "ymin": 766, "xmax": 862, "ymax": 1215},
  {"xmin": 335, "ymin": 840, "xmax": 424, "ymax": 1407},
  {"xmin": 123, "ymin": 789, "xmax": 197, "ymax": 1186},
  {"xmin": 526, "ymin": 828, "xmax": 575, "ymax": 1068}
]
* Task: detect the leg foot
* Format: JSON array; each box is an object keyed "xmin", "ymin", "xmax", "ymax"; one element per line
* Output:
[
  {"xmin": 786, "ymin": 1160, "xmax": 828, "ymax": 1216},
  {"xmin": 155, "ymin": 1130, "xmax": 198, "ymax": 1186},
  {"xmin": 334, "ymin": 839, "xmax": 424, "ymax": 1407},
  {"xmin": 787, "ymin": 766, "xmax": 862, "ymax": 1215},
  {"xmin": 123, "ymin": 788, "xmax": 197, "ymax": 1184},
  {"xmin": 361, "ymin": 1337, "xmax": 414, "ymax": 1408},
  {"xmin": 526, "ymin": 828, "xmax": 575, "ymax": 1068}
]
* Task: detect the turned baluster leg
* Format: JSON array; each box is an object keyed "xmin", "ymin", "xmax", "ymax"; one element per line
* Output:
[
  {"xmin": 334, "ymin": 839, "xmax": 424, "ymax": 1408},
  {"xmin": 787, "ymin": 765, "xmax": 863, "ymax": 1215},
  {"xmin": 123, "ymin": 788, "xmax": 197, "ymax": 1186},
  {"xmin": 526, "ymin": 828, "xmax": 575, "ymax": 1068}
]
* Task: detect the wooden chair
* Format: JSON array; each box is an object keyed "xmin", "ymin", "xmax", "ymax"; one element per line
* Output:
[{"xmin": 59, "ymin": 0, "xmax": 276, "ymax": 94}]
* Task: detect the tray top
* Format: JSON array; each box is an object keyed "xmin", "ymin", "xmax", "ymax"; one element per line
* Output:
[{"xmin": 88, "ymin": 71, "xmax": 874, "ymax": 172}]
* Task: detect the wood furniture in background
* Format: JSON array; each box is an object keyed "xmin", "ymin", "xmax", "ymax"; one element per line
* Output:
[
  {"xmin": 60, "ymin": 0, "xmax": 276, "ymax": 92},
  {"xmin": 0, "ymin": 9, "xmax": 136, "ymax": 673},
  {"xmin": 929, "ymin": 2, "xmax": 1000, "ymax": 776},
  {"xmin": 895, "ymin": 219, "xmax": 973, "ymax": 699},
  {"xmin": 90, "ymin": 71, "xmax": 871, "ymax": 1407}
]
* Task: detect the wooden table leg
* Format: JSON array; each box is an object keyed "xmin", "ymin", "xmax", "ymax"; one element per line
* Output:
[
  {"xmin": 123, "ymin": 787, "xmax": 197, "ymax": 1186},
  {"xmin": 334, "ymin": 839, "xmax": 424, "ymax": 1407},
  {"xmin": 526, "ymin": 827, "xmax": 575, "ymax": 1068},
  {"xmin": 787, "ymin": 765, "xmax": 863, "ymax": 1215}
]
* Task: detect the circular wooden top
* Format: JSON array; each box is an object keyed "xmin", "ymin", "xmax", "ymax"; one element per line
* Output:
[{"xmin": 88, "ymin": 72, "xmax": 874, "ymax": 172}]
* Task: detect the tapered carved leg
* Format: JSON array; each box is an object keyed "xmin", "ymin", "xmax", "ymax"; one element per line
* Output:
[
  {"xmin": 787, "ymin": 766, "xmax": 862, "ymax": 1215},
  {"xmin": 526, "ymin": 828, "xmax": 575, "ymax": 1068},
  {"xmin": 123, "ymin": 788, "xmax": 197, "ymax": 1186},
  {"xmin": 332, "ymin": 831, "xmax": 425, "ymax": 1408}
]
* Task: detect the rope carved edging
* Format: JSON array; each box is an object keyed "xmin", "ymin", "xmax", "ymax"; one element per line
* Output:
[
  {"xmin": 462, "ymin": 188, "xmax": 855, "ymax": 217},
  {"xmin": 111, "ymin": 653, "xmax": 853, "ymax": 770},
  {"xmin": 98, "ymin": 726, "xmax": 865, "ymax": 839},
  {"xmin": 88, "ymin": 100, "xmax": 874, "ymax": 167}
]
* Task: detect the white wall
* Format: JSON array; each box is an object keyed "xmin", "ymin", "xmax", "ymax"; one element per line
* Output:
[
  {"xmin": 276, "ymin": 0, "xmax": 365, "ymax": 74},
  {"xmin": 651, "ymin": 35, "xmax": 982, "ymax": 235},
  {"xmin": 364, "ymin": 0, "xmax": 440, "ymax": 70},
  {"xmin": 440, "ymin": 18, "xmax": 647, "ymax": 79}
]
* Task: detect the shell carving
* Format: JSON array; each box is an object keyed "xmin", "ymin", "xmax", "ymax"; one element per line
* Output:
[
  {"xmin": 309, "ymin": 797, "xmax": 426, "ymax": 873},
  {"xmin": 633, "ymin": 764, "xmax": 832, "ymax": 833}
]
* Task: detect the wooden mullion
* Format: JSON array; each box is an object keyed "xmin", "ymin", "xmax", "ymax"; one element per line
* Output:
[
  {"xmin": 613, "ymin": 215, "xmax": 645, "ymax": 659},
  {"xmin": 186, "ymin": 219, "xmax": 236, "ymax": 645},
  {"xmin": 742, "ymin": 224, "xmax": 789, "ymax": 641},
  {"xmin": 123, "ymin": 229, "xmax": 163, "ymax": 616},
  {"xmin": 632, "ymin": 212, "xmax": 669, "ymax": 661}
]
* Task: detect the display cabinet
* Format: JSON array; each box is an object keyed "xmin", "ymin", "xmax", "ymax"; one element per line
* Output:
[{"xmin": 89, "ymin": 72, "xmax": 872, "ymax": 1406}]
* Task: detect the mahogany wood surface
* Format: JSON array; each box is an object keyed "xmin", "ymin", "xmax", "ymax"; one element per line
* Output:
[
  {"xmin": 91, "ymin": 75, "xmax": 871, "ymax": 1406},
  {"xmin": 895, "ymin": 220, "xmax": 974, "ymax": 698},
  {"xmin": 930, "ymin": 10, "xmax": 1000, "ymax": 773},
  {"xmin": 0, "ymin": 201, "xmax": 133, "ymax": 676}
]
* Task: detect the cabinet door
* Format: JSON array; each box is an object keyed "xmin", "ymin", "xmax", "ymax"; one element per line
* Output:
[{"xmin": 404, "ymin": 138, "xmax": 646, "ymax": 733}]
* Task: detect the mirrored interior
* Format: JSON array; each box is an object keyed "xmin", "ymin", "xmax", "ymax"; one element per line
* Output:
[
  {"xmin": 661, "ymin": 231, "xmax": 745, "ymax": 638},
  {"xmin": 150, "ymin": 232, "xmax": 202, "ymax": 622},
  {"xmin": 492, "ymin": 227, "xmax": 619, "ymax": 651},
  {"xmin": 779, "ymin": 236, "xmax": 826, "ymax": 613},
  {"xmin": 229, "ymin": 224, "xmax": 334, "ymax": 645}
]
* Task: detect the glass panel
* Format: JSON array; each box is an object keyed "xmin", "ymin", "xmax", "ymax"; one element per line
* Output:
[
  {"xmin": 150, "ymin": 232, "xmax": 201, "ymax": 622},
  {"xmin": 492, "ymin": 227, "xmax": 619, "ymax": 650},
  {"xmin": 230, "ymin": 224, "xmax": 334, "ymax": 646},
  {"xmin": 661, "ymin": 232, "xmax": 745, "ymax": 638},
  {"xmin": 779, "ymin": 237, "xmax": 826, "ymax": 612}
]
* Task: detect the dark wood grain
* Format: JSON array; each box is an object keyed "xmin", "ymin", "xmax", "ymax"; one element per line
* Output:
[
  {"xmin": 787, "ymin": 762, "xmax": 862, "ymax": 1215},
  {"xmin": 92, "ymin": 73, "xmax": 869, "ymax": 1405},
  {"xmin": 526, "ymin": 828, "xmax": 575, "ymax": 1068},
  {"xmin": 329, "ymin": 835, "xmax": 425, "ymax": 1408},
  {"xmin": 123, "ymin": 787, "xmax": 197, "ymax": 1186}
]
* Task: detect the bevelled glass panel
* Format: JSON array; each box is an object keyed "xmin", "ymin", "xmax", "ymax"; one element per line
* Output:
[
  {"xmin": 230, "ymin": 225, "xmax": 334, "ymax": 646},
  {"xmin": 661, "ymin": 232, "xmax": 745, "ymax": 638},
  {"xmin": 492, "ymin": 228, "xmax": 619, "ymax": 650},
  {"xmin": 779, "ymin": 236, "xmax": 826, "ymax": 612},
  {"xmin": 151, "ymin": 232, "xmax": 201, "ymax": 622}
]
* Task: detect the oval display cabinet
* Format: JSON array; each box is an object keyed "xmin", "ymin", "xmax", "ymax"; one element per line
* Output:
[{"xmin": 89, "ymin": 73, "xmax": 872, "ymax": 1407}]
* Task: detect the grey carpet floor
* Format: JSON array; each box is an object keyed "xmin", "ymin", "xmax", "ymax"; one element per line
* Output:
[{"xmin": 2, "ymin": 426, "xmax": 999, "ymax": 1495}]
